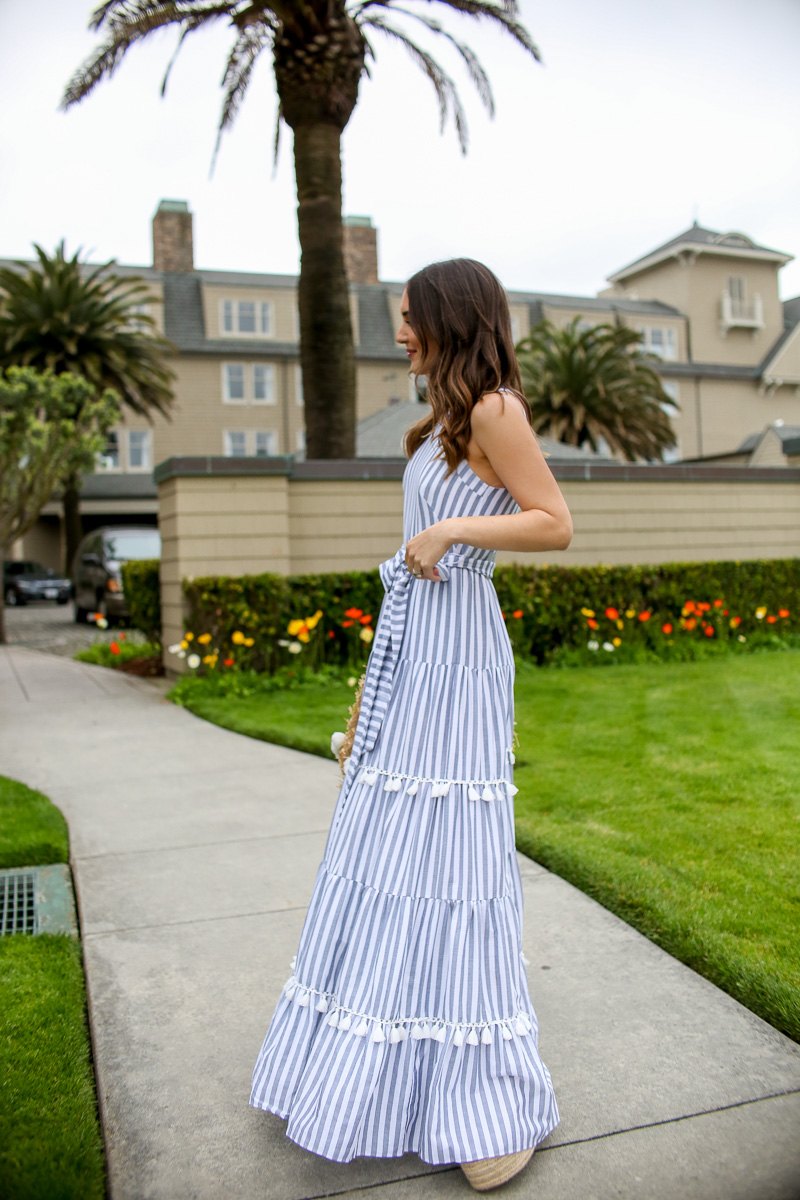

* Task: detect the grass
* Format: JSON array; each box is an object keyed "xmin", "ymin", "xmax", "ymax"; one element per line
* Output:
[
  {"xmin": 75, "ymin": 640, "xmax": 159, "ymax": 669},
  {"xmin": 0, "ymin": 775, "xmax": 69, "ymax": 869},
  {"xmin": 0, "ymin": 776, "xmax": 106, "ymax": 1200},
  {"xmin": 170, "ymin": 653, "xmax": 800, "ymax": 1042}
]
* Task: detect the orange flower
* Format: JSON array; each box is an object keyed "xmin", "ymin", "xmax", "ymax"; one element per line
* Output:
[
  {"xmin": 359, "ymin": 614, "xmax": 372, "ymax": 625},
  {"xmin": 342, "ymin": 620, "xmax": 354, "ymax": 628},
  {"xmin": 713, "ymin": 599, "xmax": 724, "ymax": 608},
  {"xmin": 704, "ymin": 626, "xmax": 715, "ymax": 637},
  {"xmin": 638, "ymin": 611, "xmax": 651, "ymax": 622},
  {"xmin": 512, "ymin": 609, "xmax": 523, "ymax": 619},
  {"xmin": 697, "ymin": 601, "xmax": 711, "ymax": 612},
  {"xmin": 662, "ymin": 622, "xmax": 673, "ymax": 634},
  {"xmin": 779, "ymin": 608, "xmax": 790, "ymax": 618},
  {"xmin": 767, "ymin": 615, "xmax": 778, "ymax": 624},
  {"xmin": 344, "ymin": 607, "xmax": 363, "ymax": 619},
  {"xmin": 729, "ymin": 616, "xmax": 741, "ymax": 628},
  {"xmin": 683, "ymin": 601, "xmax": 697, "ymax": 615},
  {"xmin": 605, "ymin": 607, "xmax": 619, "ymax": 620},
  {"xmin": 685, "ymin": 617, "xmax": 697, "ymax": 630},
  {"xmin": 223, "ymin": 658, "xmax": 234, "ymax": 667},
  {"xmin": 110, "ymin": 641, "xmax": 120, "ymax": 655},
  {"xmin": 587, "ymin": 618, "xmax": 599, "ymax": 629},
  {"xmin": 120, "ymin": 632, "xmax": 127, "ymax": 641}
]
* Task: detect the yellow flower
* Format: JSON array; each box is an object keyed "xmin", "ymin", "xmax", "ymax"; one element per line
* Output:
[
  {"xmin": 287, "ymin": 618, "xmax": 306, "ymax": 636},
  {"xmin": 305, "ymin": 609, "xmax": 323, "ymax": 630},
  {"xmin": 243, "ymin": 637, "xmax": 255, "ymax": 647},
  {"xmin": 360, "ymin": 626, "xmax": 374, "ymax": 643},
  {"xmin": 203, "ymin": 654, "xmax": 218, "ymax": 667},
  {"xmin": 580, "ymin": 607, "xmax": 595, "ymax": 618},
  {"xmin": 298, "ymin": 631, "xmax": 310, "ymax": 643},
  {"xmin": 185, "ymin": 631, "xmax": 194, "ymax": 642},
  {"xmin": 625, "ymin": 609, "xmax": 635, "ymax": 619},
  {"xmin": 612, "ymin": 637, "xmax": 621, "ymax": 647},
  {"xmin": 232, "ymin": 631, "xmax": 246, "ymax": 645},
  {"xmin": 197, "ymin": 633, "xmax": 212, "ymax": 645},
  {"xmin": 180, "ymin": 639, "xmax": 189, "ymax": 651},
  {"xmin": 755, "ymin": 606, "xmax": 767, "ymax": 620},
  {"xmin": 616, "ymin": 619, "xmax": 624, "ymax": 630}
]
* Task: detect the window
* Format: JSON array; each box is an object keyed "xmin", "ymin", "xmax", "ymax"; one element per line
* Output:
[
  {"xmin": 728, "ymin": 276, "xmax": 746, "ymax": 303},
  {"xmin": 223, "ymin": 363, "xmax": 245, "ymax": 403},
  {"xmin": 296, "ymin": 429, "xmax": 306, "ymax": 454},
  {"xmin": 295, "ymin": 364, "xmax": 304, "ymax": 407},
  {"xmin": 128, "ymin": 430, "xmax": 151, "ymax": 470},
  {"xmin": 97, "ymin": 431, "xmax": 120, "ymax": 471},
  {"xmin": 254, "ymin": 430, "xmax": 278, "ymax": 457},
  {"xmin": 224, "ymin": 431, "xmax": 247, "ymax": 457},
  {"xmin": 220, "ymin": 299, "xmax": 273, "ymax": 337},
  {"xmin": 639, "ymin": 326, "xmax": 676, "ymax": 360},
  {"xmin": 253, "ymin": 364, "xmax": 276, "ymax": 404},
  {"xmin": 660, "ymin": 381, "xmax": 679, "ymax": 412}
]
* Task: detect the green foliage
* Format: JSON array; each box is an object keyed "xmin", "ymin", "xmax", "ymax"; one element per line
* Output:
[
  {"xmin": 74, "ymin": 640, "xmax": 160, "ymax": 669},
  {"xmin": 0, "ymin": 366, "xmax": 119, "ymax": 548},
  {"xmin": 0, "ymin": 935, "xmax": 106, "ymax": 1200},
  {"xmin": 121, "ymin": 558, "xmax": 162, "ymax": 646},
  {"xmin": 516, "ymin": 318, "xmax": 678, "ymax": 461},
  {"xmin": 181, "ymin": 556, "xmax": 800, "ymax": 674},
  {"xmin": 0, "ymin": 242, "xmax": 174, "ymax": 419},
  {"xmin": 0, "ymin": 775, "xmax": 69, "ymax": 869}
]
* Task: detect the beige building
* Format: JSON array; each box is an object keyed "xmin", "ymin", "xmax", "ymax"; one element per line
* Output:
[{"xmin": 6, "ymin": 204, "xmax": 800, "ymax": 570}]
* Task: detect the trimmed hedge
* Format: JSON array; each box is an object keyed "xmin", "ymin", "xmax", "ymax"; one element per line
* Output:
[
  {"xmin": 121, "ymin": 559, "xmax": 161, "ymax": 646},
  {"xmin": 179, "ymin": 557, "xmax": 800, "ymax": 673}
]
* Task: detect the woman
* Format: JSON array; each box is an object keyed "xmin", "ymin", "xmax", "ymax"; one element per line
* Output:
[{"xmin": 251, "ymin": 258, "xmax": 572, "ymax": 1191}]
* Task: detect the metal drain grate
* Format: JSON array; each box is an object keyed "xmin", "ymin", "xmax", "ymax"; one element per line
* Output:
[{"xmin": 0, "ymin": 871, "xmax": 39, "ymax": 935}]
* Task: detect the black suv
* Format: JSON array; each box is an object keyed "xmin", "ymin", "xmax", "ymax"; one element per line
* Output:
[
  {"xmin": 73, "ymin": 526, "xmax": 161, "ymax": 624},
  {"xmin": 3, "ymin": 561, "xmax": 71, "ymax": 607}
]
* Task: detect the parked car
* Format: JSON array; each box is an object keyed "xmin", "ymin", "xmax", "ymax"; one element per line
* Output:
[
  {"xmin": 72, "ymin": 526, "xmax": 161, "ymax": 624},
  {"xmin": 3, "ymin": 560, "xmax": 72, "ymax": 607}
]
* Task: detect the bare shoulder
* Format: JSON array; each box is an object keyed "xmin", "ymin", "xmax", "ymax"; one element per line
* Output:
[{"xmin": 472, "ymin": 390, "xmax": 528, "ymax": 428}]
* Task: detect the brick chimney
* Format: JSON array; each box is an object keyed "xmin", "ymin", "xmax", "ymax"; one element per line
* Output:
[
  {"xmin": 152, "ymin": 199, "xmax": 194, "ymax": 272},
  {"xmin": 343, "ymin": 215, "xmax": 379, "ymax": 284}
]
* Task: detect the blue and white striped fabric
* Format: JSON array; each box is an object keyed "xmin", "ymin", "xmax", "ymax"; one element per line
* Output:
[{"xmin": 250, "ymin": 418, "xmax": 560, "ymax": 1165}]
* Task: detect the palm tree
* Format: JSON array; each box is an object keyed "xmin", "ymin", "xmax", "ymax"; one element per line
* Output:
[
  {"xmin": 0, "ymin": 243, "xmax": 175, "ymax": 572},
  {"xmin": 516, "ymin": 318, "xmax": 679, "ymax": 462},
  {"xmin": 61, "ymin": 2, "xmax": 541, "ymax": 460}
]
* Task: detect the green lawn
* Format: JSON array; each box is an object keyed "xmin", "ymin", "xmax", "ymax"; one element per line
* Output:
[
  {"xmin": 0, "ymin": 777, "xmax": 106, "ymax": 1200},
  {"xmin": 171, "ymin": 653, "xmax": 800, "ymax": 1042}
]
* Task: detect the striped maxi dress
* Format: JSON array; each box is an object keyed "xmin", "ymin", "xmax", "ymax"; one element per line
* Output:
[{"xmin": 250, "ymin": 417, "xmax": 560, "ymax": 1165}]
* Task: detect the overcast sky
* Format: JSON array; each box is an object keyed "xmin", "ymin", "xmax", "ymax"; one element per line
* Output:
[{"xmin": 1, "ymin": 0, "xmax": 799, "ymax": 301}]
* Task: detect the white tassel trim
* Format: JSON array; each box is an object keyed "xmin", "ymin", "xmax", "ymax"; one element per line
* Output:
[
  {"xmin": 355, "ymin": 766, "xmax": 514, "ymax": 800},
  {"xmin": 284, "ymin": 976, "xmax": 532, "ymax": 1048}
]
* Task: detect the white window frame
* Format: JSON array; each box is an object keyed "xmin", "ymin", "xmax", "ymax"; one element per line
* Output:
[
  {"xmin": 97, "ymin": 430, "xmax": 121, "ymax": 472},
  {"xmin": 219, "ymin": 299, "xmax": 275, "ymax": 338},
  {"xmin": 639, "ymin": 326, "xmax": 677, "ymax": 361},
  {"xmin": 127, "ymin": 430, "xmax": 152, "ymax": 471},
  {"xmin": 254, "ymin": 430, "xmax": 278, "ymax": 458},
  {"xmin": 296, "ymin": 428, "xmax": 306, "ymax": 454},
  {"xmin": 222, "ymin": 362, "xmax": 246, "ymax": 404},
  {"xmin": 253, "ymin": 363, "xmax": 276, "ymax": 405},
  {"xmin": 295, "ymin": 364, "xmax": 304, "ymax": 407},
  {"xmin": 223, "ymin": 430, "xmax": 248, "ymax": 458}
]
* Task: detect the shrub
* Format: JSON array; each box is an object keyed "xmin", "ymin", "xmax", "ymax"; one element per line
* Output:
[{"xmin": 121, "ymin": 559, "xmax": 161, "ymax": 646}]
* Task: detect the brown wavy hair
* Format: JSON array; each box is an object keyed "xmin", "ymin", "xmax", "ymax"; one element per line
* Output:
[{"xmin": 402, "ymin": 258, "xmax": 532, "ymax": 474}]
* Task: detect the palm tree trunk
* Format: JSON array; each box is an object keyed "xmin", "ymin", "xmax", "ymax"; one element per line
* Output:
[
  {"xmin": 62, "ymin": 475, "xmax": 83, "ymax": 577},
  {"xmin": 293, "ymin": 123, "xmax": 356, "ymax": 460}
]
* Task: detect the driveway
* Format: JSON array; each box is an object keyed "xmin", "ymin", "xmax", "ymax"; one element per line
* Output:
[{"xmin": 2, "ymin": 601, "xmax": 146, "ymax": 657}]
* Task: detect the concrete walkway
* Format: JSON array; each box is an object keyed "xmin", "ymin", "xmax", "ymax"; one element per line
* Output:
[{"xmin": 1, "ymin": 645, "xmax": 799, "ymax": 1200}]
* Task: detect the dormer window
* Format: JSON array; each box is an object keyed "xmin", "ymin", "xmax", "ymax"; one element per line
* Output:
[
  {"xmin": 221, "ymin": 299, "xmax": 273, "ymax": 337},
  {"xmin": 720, "ymin": 277, "xmax": 763, "ymax": 335}
]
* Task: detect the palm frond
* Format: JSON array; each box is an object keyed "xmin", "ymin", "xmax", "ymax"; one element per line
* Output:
[
  {"xmin": 352, "ymin": 0, "xmax": 541, "ymax": 63},
  {"xmin": 378, "ymin": 5, "xmax": 494, "ymax": 114},
  {"xmin": 361, "ymin": 15, "xmax": 468, "ymax": 151},
  {"xmin": 210, "ymin": 23, "xmax": 270, "ymax": 173}
]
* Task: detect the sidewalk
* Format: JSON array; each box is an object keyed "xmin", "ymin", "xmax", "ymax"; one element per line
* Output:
[{"xmin": 1, "ymin": 645, "xmax": 799, "ymax": 1200}]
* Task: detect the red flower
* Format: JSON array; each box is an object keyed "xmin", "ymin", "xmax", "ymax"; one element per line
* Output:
[
  {"xmin": 109, "ymin": 641, "xmax": 120, "ymax": 655},
  {"xmin": 342, "ymin": 620, "xmax": 354, "ymax": 628},
  {"xmin": 683, "ymin": 601, "xmax": 697, "ymax": 614},
  {"xmin": 779, "ymin": 609, "xmax": 790, "ymax": 618},
  {"xmin": 587, "ymin": 618, "xmax": 599, "ymax": 629},
  {"xmin": 501, "ymin": 612, "xmax": 507, "ymax": 620},
  {"xmin": 327, "ymin": 630, "xmax": 335, "ymax": 639},
  {"xmin": 359, "ymin": 614, "xmax": 372, "ymax": 625},
  {"xmin": 638, "ymin": 611, "xmax": 651, "ymax": 622},
  {"xmin": 730, "ymin": 616, "xmax": 741, "ymax": 628},
  {"xmin": 223, "ymin": 658, "xmax": 234, "ymax": 666},
  {"xmin": 704, "ymin": 626, "xmax": 715, "ymax": 637},
  {"xmin": 767, "ymin": 615, "xmax": 778, "ymax": 624},
  {"xmin": 512, "ymin": 609, "xmax": 523, "ymax": 619},
  {"xmin": 662, "ymin": 622, "xmax": 673, "ymax": 634},
  {"xmin": 713, "ymin": 599, "xmax": 724, "ymax": 608},
  {"xmin": 344, "ymin": 607, "xmax": 363, "ymax": 619},
  {"xmin": 723, "ymin": 609, "xmax": 729, "ymax": 616},
  {"xmin": 685, "ymin": 617, "xmax": 697, "ymax": 630},
  {"xmin": 605, "ymin": 607, "xmax": 619, "ymax": 620},
  {"xmin": 120, "ymin": 632, "xmax": 127, "ymax": 640}
]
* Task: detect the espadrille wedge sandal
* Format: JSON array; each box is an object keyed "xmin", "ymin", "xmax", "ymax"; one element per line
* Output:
[{"xmin": 460, "ymin": 1148, "xmax": 535, "ymax": 1192}]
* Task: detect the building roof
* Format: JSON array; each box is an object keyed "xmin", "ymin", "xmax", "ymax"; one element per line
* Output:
[{"xmin": 608, "ymin": 222, "xmax": 793, "ymax": 283}]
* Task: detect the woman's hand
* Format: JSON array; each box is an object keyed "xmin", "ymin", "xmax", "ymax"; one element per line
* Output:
[{"xmin": 404, "ymin": 520, "xmax": 456, "ymax": 581}]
